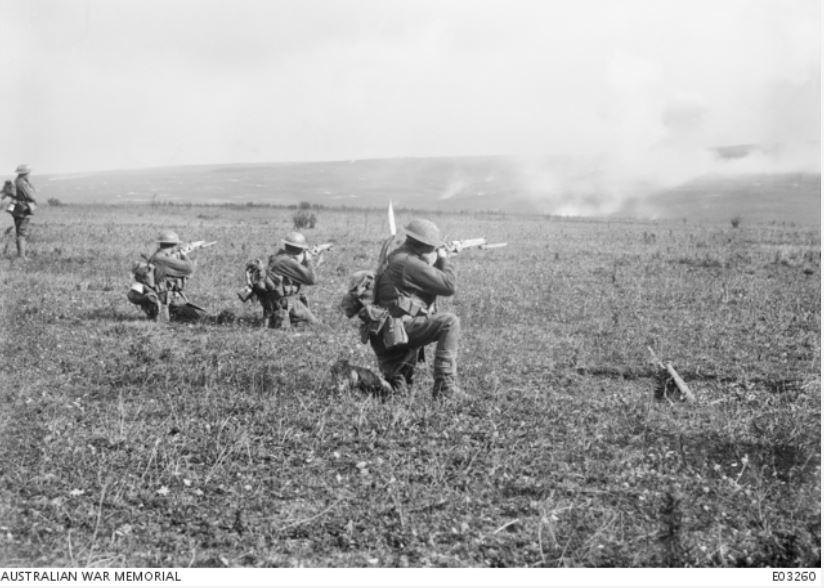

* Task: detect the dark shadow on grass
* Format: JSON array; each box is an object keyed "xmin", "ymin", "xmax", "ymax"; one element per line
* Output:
[
  {"xmin": 77, "ymin": 308, "xmax": 147, "ymax": 322},
  {"xmin": 78, "ymin": 305, "xmax": 211, "ymax": 324},
  {"xmin": 200, "ymin": 308, "xmax": 260, "ymax": 327},
  {"xmin": 78, "ymin": 306, "xmax": 299, "ymax": 328}
]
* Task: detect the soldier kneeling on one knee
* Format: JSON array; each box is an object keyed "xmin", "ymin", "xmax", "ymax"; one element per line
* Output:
[
  {"xmin": 366, "ymin": 218, "xmax": 464, "ymax": 399},
  {"xmin": 127, "ymin": 230, "xmax": 197, "ymax": 322},
  {"xmin": 242, "ymin": 231, "xmax": 320, "ymax": 329}
]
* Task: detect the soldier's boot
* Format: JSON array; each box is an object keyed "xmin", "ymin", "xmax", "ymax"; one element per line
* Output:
[
  {"xmin": 16, "ymin": 236, "xmax": 26, "ymax": 259},
  {"xmin": 432, "ymin": 357, "xmax": 467, "ymax": 400},
  {"xmin": 433, "ymin": 376, "xmax": 468, "ymax": 400},
  {"xmin": 387, "ymin": 375, "xmax": 409, "ymax": 396},
  {"xmin": 274, "ymin": 308, "xmax": 291, "ymax": 330},
  {"xmin": 157, "ymin": 303, "xmax": 171, "ymax": 323},
  {"xmin": 143, "ymin": 302, "xmax": 159, "ymax": 320}
]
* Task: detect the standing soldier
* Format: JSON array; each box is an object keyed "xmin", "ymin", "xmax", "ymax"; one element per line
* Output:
[
  {"xmin": 128, "ymin": 230, "xmax": 197, "ymax": 322},
  {"xmin": 244, "ymin": 231, "xmax": 321, "ymax": 329},
  {"xmin": 368, "ymin": 218, "xmax": 464, "ymax": 399},
  {"xmin": 10, "ymin": 164, "xmax": 37, "ymax": 259}
]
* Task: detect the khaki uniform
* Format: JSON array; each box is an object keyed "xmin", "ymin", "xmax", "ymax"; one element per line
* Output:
[
  {"xmin": 12, "ymin": 175, "xmax": 37, "ymax": 257},
  {"xmin": 369, "ymin": 243, "xmax": 460, "ymax": 394},
  {"xmin": 127, "ymin": 246, "xmax": 196, "ymax": 321},
  {"xmin": 252, "ymin": 249, "xmax": 319, "ymax": 329}
]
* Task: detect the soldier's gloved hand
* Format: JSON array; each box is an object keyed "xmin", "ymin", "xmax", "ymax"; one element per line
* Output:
[{"xmin": 436, "ymin": 246, "xmax": 449, "ymax": 260}]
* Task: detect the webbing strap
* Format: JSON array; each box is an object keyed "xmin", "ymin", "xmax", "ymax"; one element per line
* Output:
[{"xmin": 392, "ymin": 296, "xmax": 427, "ymax": 317}]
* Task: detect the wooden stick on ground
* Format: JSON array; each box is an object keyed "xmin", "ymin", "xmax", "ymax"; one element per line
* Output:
[{"xmin": 647, "ymin": 346, "xmax": 696, "ymax": 403}]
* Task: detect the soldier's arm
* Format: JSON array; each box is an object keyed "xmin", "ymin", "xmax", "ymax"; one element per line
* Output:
[
  {"xmin": 150, "ymin": 251, "xmax": 196, "ymax": 277},
  {"xmin": 404, "ymin": 256, "xmax": 456, "ymax": 296},
  {"xmin": 300, "ymin": 257, "xmax": 317, "ymax": 285},
  {"xmin": 270, "ymin": 256, "xmax": 316, "ymax": 285}
]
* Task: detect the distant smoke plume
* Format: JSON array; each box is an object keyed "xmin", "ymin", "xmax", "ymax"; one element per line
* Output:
[
  {"xmin": 512, "ymin": 50, "xmax": 820, "ymax": 217},
  {"xmin": 439, "ymin": 178, "xmax": 468, "ymax": 200}
]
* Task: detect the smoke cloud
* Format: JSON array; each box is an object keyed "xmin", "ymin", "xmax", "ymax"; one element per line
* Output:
[
  {"xmin": 511, "ymin": 45, "xmax": 820, "ymax": 217},
  {"xmin": 0, "ymin": 0, "xmax": 818, "ymax": 206}
]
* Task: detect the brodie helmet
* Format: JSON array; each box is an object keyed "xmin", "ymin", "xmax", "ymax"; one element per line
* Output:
[
  {"xmin": 283, "ymin": 231, "xmax": 309, "ymax": 250},
  {"xmin": 156, "ymin": 230, "xmax": 181, "ymax": 245},
  {"xmin": 403, "ymin": 218, "xmax": 442, "ymax": 248}
]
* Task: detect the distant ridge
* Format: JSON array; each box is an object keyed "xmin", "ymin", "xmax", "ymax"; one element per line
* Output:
[
  {"xmin": 38, "ymin": 156, "xmax": 820, "ymax": 225},
  {"xmin": 620, "ymin": 173, "xmax": 820, "ymax": 224}
]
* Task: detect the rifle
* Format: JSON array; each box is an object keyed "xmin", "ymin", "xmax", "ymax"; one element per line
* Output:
[
  {"xmin": 647, "ymin": 347, "xmax": 696, "ymax": 403},
  {"xmin": 178, "ymin": 240, "xmax": 217, "ymax": 255},
  {"xmin": 309, "ymin": 243, "xmax": 333, "ymax": 256},
  {"xmin": 377, "ymin": 201, "xmax": 398, "ymax": 272},
  {"xmin": 177, "ymin": 291, "xmax": 207, "ymax": 313},
  {"xmin": 444, "ymin": 238, "xmax": 508, "ymax": 254}
]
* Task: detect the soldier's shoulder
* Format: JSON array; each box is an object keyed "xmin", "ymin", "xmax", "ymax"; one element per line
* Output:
[
  {"xmin": 388, "ymin": 248, "xmax": 414, "ymax": 263},
  {"xmin": 268, "ymin": 251, "xmax": 290, "ymax": 264},
  {"xmin": 151, "ymin": 249, "xmax": 182, "ymax": 261}
]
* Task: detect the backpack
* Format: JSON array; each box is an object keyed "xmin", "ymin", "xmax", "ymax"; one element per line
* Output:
[
  {"xmin": 244, "ymin": 258, "xmax": 284, "ymax": 297},
  {"xmin": 3, "ymin": 181, "xmax": 16, "ymax": 214},
  {"xmin": 339, "ymin": 270, "xmax": 375, "ymax": 318},
  {"xmin": 2, "ymin": 181, "xmax": 15, "ymax": 198},
  {"xmin": 131, "ymin": 260, "xmax": 156, "ymax": 289}
]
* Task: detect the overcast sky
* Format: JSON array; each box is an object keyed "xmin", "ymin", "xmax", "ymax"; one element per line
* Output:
[{"xmin": 0, "ymin": 0, "xmax": 819, "ymax": 174}]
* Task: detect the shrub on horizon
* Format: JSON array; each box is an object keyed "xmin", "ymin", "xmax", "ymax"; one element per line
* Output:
[{"xmin": 293, "ymin": 209, "xmax": 317, "ymax": 229}]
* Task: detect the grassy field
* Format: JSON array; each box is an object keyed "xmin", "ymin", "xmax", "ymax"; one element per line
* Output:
[{"xmin": 0, "ymin": 203, "xmax": 819, "ymax": 567}]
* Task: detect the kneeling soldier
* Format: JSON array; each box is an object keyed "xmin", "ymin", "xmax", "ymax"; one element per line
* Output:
[
  {"xmin": 128, "ymin": 230, "xmax": 197, "ymax": 322},
  {"xmin": 369, "ymin": 218, "xmax": 463, "ymax": 399},
  {"xmin": 248, "ymin": 231, "xmax": 320, "ymax": 329}
]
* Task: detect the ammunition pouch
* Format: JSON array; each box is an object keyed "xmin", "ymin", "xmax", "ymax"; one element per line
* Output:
[
  {"xmin": 356, "ymin": 304, "xmax": 386, "ymax": 345},
  {"xmin": 381, "ymin": 316, "xmax": 409, "ymax": 348},
  {"xmin": 355, "ymin": 303, "xmax": 411, "ymax": 349},
  {"xmin": 390, "ymin": 296, "xmax": 429, "ymax": 318}
]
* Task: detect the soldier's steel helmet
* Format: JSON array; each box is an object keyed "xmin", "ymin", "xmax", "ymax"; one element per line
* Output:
[
  {"xmin": 156, "ymin": 230, "xmax": 181, "ymax": 245},
  {"xmin": 283, "ymin": 231, "xmax": 309, "ymax": 250},
  {"xmin": 15, "ymin": 164, "xmax": 31, "ymax": 175},
  {"xmin": 403, "ymin": 218, "xmax": 442, "ymax": 247}
]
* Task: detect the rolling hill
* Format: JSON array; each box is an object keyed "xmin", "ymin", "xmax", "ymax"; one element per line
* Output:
[{"xmin": 36, "ymin": 156, "xmax": 820, "ymax": 224}]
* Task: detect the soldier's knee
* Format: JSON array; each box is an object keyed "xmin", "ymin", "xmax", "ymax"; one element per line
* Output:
[{"xmin": 439, "ymin": 312, "xmax": 459, "ymax": 331}]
